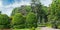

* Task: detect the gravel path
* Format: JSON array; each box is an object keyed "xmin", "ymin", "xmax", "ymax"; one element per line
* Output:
[{"xmin": 40, "ymin": 27, "xmax": 60, "ymax": 30}]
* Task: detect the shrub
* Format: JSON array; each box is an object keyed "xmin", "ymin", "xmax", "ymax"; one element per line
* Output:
[
  {"xmin": 0, "ymin": 14, "xmax": 10, "ymax": 25},
  {"xmin": 26, "ymin": 12, "xmax": 37, "ymax": 28},
  {"xmin": 30, "ymin": 27, "xmax": 35, "ymax": 30},
  {"xmin": 12, "ymin": 13, "xmax": 25, "ymax": 29},
  {"xmin": 0, "ymin": 14, "xmax": 10, "ymax": 28},
  {"xmin": 45, "ymin": 22, "xmax": 52, "ymax": 28},
  {"xmin": 57, "ymin": 25, "xmax": 60, "ymax": 29},
  {"xmin": 0, "ymin": 25, "xmax": 5, "ymax": 29}
]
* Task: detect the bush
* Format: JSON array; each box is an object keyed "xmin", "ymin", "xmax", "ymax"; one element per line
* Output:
[
  {"xmin": 0, "ymin": 25, "xmax": 5, "ymax": 29},
  {"xmin": 30, "ymin": 27, "xmax": 35, "ymax": 30},
  {"xmin": 56, "ymin": 21, "xmax": 60, "ymax": 29},
  {"xmin": 45, "ymin": 22, "xmax": 52, "ymax": 28},
  {"xmin": 26, "ymin": 12, "xmax": 37, "ymax": 28},
  {"xmin": 0, "ymin": 14, "xmax": 10, "ymax": 25},
  {"xmin": 0, "ymin": 14, "xmax": 10, "ymax": 28},
  {"xmin": 12, "ymin": 13, "xmax": 25, "ymax": 25},
  {"xmin": 57, "ymin": 25, "xmax": 60, "ymax": 29},
  {"xmin": 12, "ymin": 13, "xmax": 25, "ymax": 29}
]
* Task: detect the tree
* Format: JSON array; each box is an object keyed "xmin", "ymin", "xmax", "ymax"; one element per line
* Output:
[
  {"xmin": 11, "ymin": 5, "xmax": 32, "ymax": 16},
  {"xmin": 11, "ymin": 13, "xmax": 25, "ymax": 29},
  {"xmin": 31, "ymin": 0, "xmax": 47, "ymax": 24},
  {"xmin": 48, "ymin": 0, "xmax": 60, "ymax": 28},
  {"xmin": 42, "ymin": 6, "xmax": 48, "ymax": 23},
  {"xmin": 26, "ymin": 12, "xmax": 37, "ymax": 28}
]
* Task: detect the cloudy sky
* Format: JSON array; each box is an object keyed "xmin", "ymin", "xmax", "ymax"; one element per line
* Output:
[{"xmin": 0, "ymin": 0, "xmax": 52, "ymax": 16}]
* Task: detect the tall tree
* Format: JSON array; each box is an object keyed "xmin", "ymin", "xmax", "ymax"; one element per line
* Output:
[
  {"xmin": 31, "ymin": 0, "xmax": 46, "ymax": 23},
  {"xmin": 42, "ymin": 6, "xmax": 48, "ymax": 23},
  {"xmin": 48, "ymin": 0, "xmax": 60, "ymax": 28}
]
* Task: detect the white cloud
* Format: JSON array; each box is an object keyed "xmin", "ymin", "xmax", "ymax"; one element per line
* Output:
[
  {"xmin": 0, "ymin": 0, "xmax": 3, "ymax": 11},
  {"xmin": 5, "ymin": 0, "xmax": 30, "ymax": 8},
  {"xmin": 0, "ymin": 0, "xmax": 30, "ymax": 16},
  {"xmin": 0, "ymin": 0, "xmax": 2, "ymax": 6},
  {"xmin": 41, "ymin": 0, "xmax": 52, "ymax": 7}
]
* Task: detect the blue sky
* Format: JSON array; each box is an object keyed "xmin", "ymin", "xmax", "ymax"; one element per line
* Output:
[
  {"xmin": 2, "ymin": 0, "xmax": 15, "ymax": 5},
  {"xmin": 0, "ymin": 0, "xmax": 52, "ymax": 16}
]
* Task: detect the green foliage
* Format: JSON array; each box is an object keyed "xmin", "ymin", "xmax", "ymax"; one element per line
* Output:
[
  {"xmin": 24, "ymin": 6, "xmax": 32, "ymax": 13},
  {"xmin": 0, "ymin": 25, "xmax": 5, "ymax": 29},
  {"xmin": 0, "ymin": 14, "xmax": 10, "ymax": 25},
  {"xmin": 12, "ymin": 13, "xmax": 25, "ymax": 29},
  {"xmin": 11, "ymin": 6, "xmax": 32, "ymax": 16},
  {"xmin": 26, "ymin": 12, "xmax": 37, "ymax": 24},
  {"xmin": 0, "ymin": 14, "xmax": 10, "ymax": 28},
  {"xmin": 31, "ymin": 0, "xmax": 48, "ymax": 23},
  {"xmin": 45, "ymin": 22, "xmax": 52, "ymax": 28},
  {"xmin": 42, "ymin": 6, "xmax": 48, "ymax": 15},
  {"xmin": 11, "ymin": 8, "xmax": 19, "ymax": 16},
  {"xmin": 13, "ymin": 24, "xmax": 25, "ymax": 29},
  {"xmin": 57, "ymin": 25, "xmax": 60, "ymax": 29},
  {"xmin": 30, "ymin": 27, "xmax": 35, "ymax": 30},
  {"xmin": 12, "ymin": 13, "xmax": 25, "ymax": 25},
  {"xmin": 48, "ymin": 0, "xmax": 60, "ymax": 28},
  {"xmin": 26, "ymin": 12, "xmax": 37, "ymax": 28}
]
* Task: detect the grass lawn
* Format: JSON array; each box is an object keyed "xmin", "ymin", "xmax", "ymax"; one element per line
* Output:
[
  {"xmin": 13, "ymin": 29, "xmax": 30, "ymax": 30},
  {"xmin": 12, "ymin": 27, "xmax": 40, "ymax": 30}
]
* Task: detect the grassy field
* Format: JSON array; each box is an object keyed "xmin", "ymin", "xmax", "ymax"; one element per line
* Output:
[{"xmin": 13, "ymin": 27, "xmax": 40, "ymax": 30}]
